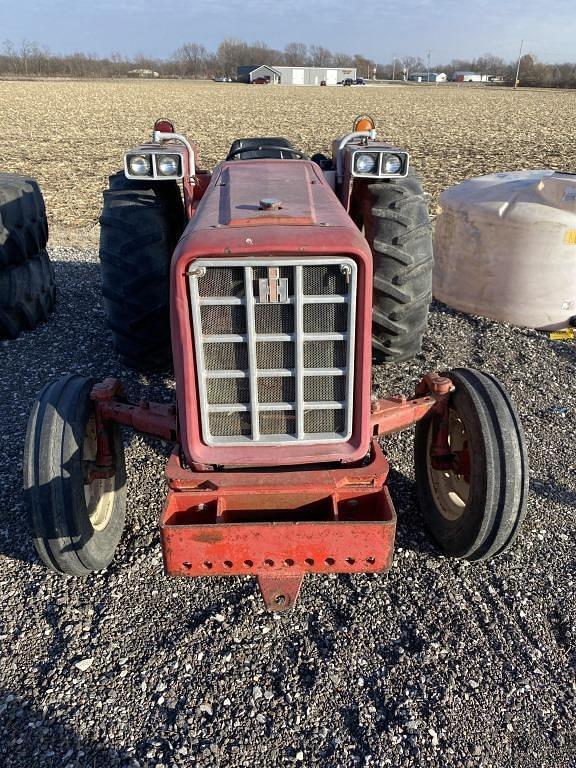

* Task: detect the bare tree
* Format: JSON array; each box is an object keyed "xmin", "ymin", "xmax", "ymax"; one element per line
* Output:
[
  {"xmin": 173, "ymin": 43, "xmax": 209, "ymax": 78},
  {"xmin": 475, "ymin": 53, "xmax": 507, "ymax": 77},
  {"xmin": 332, "ymin": 51, "xmax": 354, "ymax": 68},
  {"xmin": 217, "ymin": 38, "xmax": 249, "ymax": 75},
  {"xmin": 400, "ymin": 56, "xmax": 423, "ymax": 79},
  {"xmin": 284, "ymin": 42, "xmax": 309, "ymax": 66},
  {"xmin": 353, "ymin": 54, "xmax": 375, "ymax": 79},
  {"xmin": 19, "ymin": 39, "xmax": 35, "ymax": 76},
  {"xmin": 309, "ymin": 45, "xmax": 333, "ymax": 67},
  {"xmin": 2, "ymin": 40, "xmax": 18, "ymax": 72}
]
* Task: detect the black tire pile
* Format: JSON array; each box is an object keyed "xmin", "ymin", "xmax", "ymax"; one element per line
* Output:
[{"xmin": 0, "ymin": 174, "xmax": 55, "ymax": 339}]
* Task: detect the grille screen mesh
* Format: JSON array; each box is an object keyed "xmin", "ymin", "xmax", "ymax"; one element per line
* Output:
[
  {"xmin": 303, "ymin": 340, "xmax": 347, "ymax": 368},
  {"xmin": 258, "ymin": 377, "xmax": 296, "ymax": 403},
  {"xmin": 303, "ymin": 303, "xmax": 347, "ymax": 333},
  {"xmin": 304, "ymin": 376, "xmax": 346, "ymax": 402},
  {"xmin": 303, "ymin": 265, "xmax": 347, "ymax": 295},
  {"xmin": 198, "ymin": 267, "xmax": 244, "ymax": 298},
  {"xmin": 209, "ymin": 412, "xmax": 251, "ymax": 436},
  {"xmin": 260, "ymin": 411, "xmax": 297, "ymax": 435},
  {"xmin": 190, "ymin": 260, "xmax": 356, "ymax": 444},
  {"xmin": 201, "ymin": 305, "xmax": 246, "ymax": 335},
  {"xmin": 304, "ymin": 409, "xmax": 345, "ymax": 434},
  {"xmin": 254, "ymin": 304, "xmax": 294, "ymax": 334},
  {"xmin": 256, "ymin": 341, "xmax": 295, "ymax": 370},
  {"xmin": 206, "ymin": 378, "xmax": 250, "ymax": 405},
  {"xmin": 204, "ymin": 342, "xmax": 248, "ymax": 370}
]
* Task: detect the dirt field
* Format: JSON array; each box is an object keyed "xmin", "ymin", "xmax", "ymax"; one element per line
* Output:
[{"xmin": 1, "ymin": 79, "xmax": 576, "ymax": 241}]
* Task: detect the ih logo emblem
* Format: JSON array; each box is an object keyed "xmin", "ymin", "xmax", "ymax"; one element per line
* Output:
[{"xmin": 258, "ymin": 267, "xmax": 289, "ymax": 303}]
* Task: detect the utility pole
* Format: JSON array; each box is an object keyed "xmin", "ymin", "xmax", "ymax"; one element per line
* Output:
[
  {"xmin": 514, "ymin": 39, "xmax": 524, "ymax": 89},
  {"xmin": 426, "ymin": 49, "xmax": 431, "ymax": 83},
  {"xmin": 392, "ymin": 56, "xmax": 396, "ymax": 81}
]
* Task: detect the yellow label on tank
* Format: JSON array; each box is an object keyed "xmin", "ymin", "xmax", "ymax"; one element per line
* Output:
[
  {"xmin": 564, "ymin": 230, "xmax": 576, "ymax": 245},
  {"xmin": 549, "ymin": 328, "xmax": 575, "ymax": 340}
]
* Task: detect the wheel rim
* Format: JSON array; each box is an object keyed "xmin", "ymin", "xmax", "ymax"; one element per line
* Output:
[
  {"xmin": 83, "ymin": 416, "xmax": 115, "ymax": 532},
  {"xmin": 426, "ymin": 409, "xmax": 470, "ymax": 521}
]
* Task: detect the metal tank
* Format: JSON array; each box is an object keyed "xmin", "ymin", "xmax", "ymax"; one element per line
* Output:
[{"xmin": 433, "ymin": 170, "xmax": 576, "ymax": 330}]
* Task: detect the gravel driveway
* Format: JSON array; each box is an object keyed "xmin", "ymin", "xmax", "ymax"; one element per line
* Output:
[{"xmin": 0, "ymin": 246, "xmax": 574, "ymax": 768}]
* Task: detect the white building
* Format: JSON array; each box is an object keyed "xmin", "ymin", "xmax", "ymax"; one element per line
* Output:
[
  {"xmin": 238, "ymin": 65, "xmax": 357, "ymax": 86},
  {"xmin": 407, "ymin": 72, "xmax": 447, "ymax": 83}
]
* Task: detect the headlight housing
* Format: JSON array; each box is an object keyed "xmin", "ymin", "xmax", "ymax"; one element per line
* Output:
[
  {"xmin": 125, "ymin": 151, "xmax": 183, "ymax": 180},
  {"xmin": 351, "ymin": 148, "xmax": 408, "ymax": 178},
  {"xmin": 354, "ymin": 153, "xmax": 378, "ymax": 174},
  {"xmin": 127, "ymin": 154, "xmax": 151, "ymax": 176},
  {"xmin": 383, "ymin": 154, "xmax": 403, "ymax": 174},
  {"xmin": 157, "ymin": 154, "xmax": 181, "ymax": 176}
]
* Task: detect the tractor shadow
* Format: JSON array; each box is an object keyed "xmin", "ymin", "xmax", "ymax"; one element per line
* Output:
[
  {"xmin": 385, "ymin": 466, "xmax": 437, "ymax": 556},
  {"xmin": 0, "ymin": 686, "xmax": 178, "ymax": 766}
]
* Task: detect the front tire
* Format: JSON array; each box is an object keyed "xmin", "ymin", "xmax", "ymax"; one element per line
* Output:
[
  {"xmin": 351, "ymin": 169, "xmax": 433, "ymax": 363},
  {"xmin": 24, "ymin": 374, "xmax": 127, "ymax": 575},
  {"xmin": 414, "ymin": 368, "xmax": 529, "ymax": 561}
]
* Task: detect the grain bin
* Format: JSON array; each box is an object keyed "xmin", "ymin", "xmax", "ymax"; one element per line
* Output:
[{"xmin": 433, "ymin": 170, "xmax": 576, "ymax": 330}]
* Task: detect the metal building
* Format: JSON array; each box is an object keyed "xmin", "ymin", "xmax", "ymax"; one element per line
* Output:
[
  {"xmin": 407, "ymin": 72, "xmax": 447, "ymax": 83},
  {"xmin": 237, "ymin": 65, "xmax": 357, "ymax": 85}
]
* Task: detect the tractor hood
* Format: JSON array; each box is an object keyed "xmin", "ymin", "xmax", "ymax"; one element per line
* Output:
[
  {"xmin": 170, "ymin": 158, "xmax": 374, "ymax": 469},
  {"xmin": 182, "ymin": 159, "xmax": 362, "ymax": 232}
]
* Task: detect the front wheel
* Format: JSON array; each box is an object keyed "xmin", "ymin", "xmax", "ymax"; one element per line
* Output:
[
  {"xmin": 414, "ymin": 368, "xmax": 528, "ymax": 561},
  {"xmin": 24, "ymin": 374, "xmax": 127, "ymax": 574}
]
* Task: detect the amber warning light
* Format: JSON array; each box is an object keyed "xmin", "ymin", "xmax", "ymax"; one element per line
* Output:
[{"xmin": 354, "ymin": 115, "xmax": 375, "ymax": 133}]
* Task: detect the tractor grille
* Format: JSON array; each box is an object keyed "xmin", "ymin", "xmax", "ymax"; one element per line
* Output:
[{"xmin": 188, "ymin": 258, "xmax": 357, "ymax": 445}]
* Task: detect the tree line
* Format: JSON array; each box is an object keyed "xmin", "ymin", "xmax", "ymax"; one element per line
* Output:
[{"xmin": 1, "ymin": 38, "xmax": 576, "ymax": 88}]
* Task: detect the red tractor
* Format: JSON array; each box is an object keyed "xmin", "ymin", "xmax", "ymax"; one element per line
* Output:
[{"xmin": 24, "ymin": 117, "xmax": 528, "ymax": 610}]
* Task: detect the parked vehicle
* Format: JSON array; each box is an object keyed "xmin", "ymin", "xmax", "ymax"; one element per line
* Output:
[{"xmin": 24, "ymin": 116, "xmax": 528, "ymax": 611}]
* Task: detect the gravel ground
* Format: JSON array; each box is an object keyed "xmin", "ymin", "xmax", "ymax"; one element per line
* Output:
[{"xmin": 0, "ymin": 245, "xmax": 575, "ymax": 768}]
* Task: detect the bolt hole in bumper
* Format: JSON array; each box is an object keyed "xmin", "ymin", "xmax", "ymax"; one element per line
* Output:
[{"xmin": 160, "ymin": 439, "xmax": 396, "ymax": 610}]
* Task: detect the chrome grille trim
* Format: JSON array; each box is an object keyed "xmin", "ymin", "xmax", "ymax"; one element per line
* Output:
[
  {"xmin": 244, "ymin": 265, "xmax": 260, "ymax": 441},
  {"xmin": 189, "ymin": 258, "xmax": 357, "ymax": 446},
  {"xmin": 294, "ymin": 266, "xmax": 304, "ymax": 439}
]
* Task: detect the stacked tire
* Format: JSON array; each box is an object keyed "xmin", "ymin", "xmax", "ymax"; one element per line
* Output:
[{"xmin": 0, "ymin": 174, "xmax": 55, "ymax": 339}]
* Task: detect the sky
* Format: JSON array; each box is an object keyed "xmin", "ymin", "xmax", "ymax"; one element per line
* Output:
[{"xmin": 0, "ymin": 0, "xmax": 574, "ymax": 64}]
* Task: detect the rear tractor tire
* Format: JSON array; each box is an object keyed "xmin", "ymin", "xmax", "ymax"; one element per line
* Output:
[
  {"xmin": 351, "ymin": 168, "xmax": 433, "ymax": 363},
  {"xmin": 414, "ymin": 368, "xmax": 528, "ymax": 561},
  {"xmin": 0, "ymin": 174, "xmax": 55, "ymax": 339},
  {"xmin": 24, "ymin": 374, "xmax": 127, "ymax": 575},
  {"xmin": 98, "ymin": 172, "xmax": 186, "ymax": 371}
]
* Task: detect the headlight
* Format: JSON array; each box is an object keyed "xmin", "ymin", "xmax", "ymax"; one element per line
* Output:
[
  {"xmin": 383, "ymin": 154, "xmax": 403, "ymax": 174},
  {"xmin": 157, "ymin": 154, "xmax": 180, "ymax": 176},
  {"xmin": 128, "ymin": 154, "xmax": 151, "ymax": 176},
  {"xmin": 354, "ymin": 153, "xmax": 378, "ymax": 174}
]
